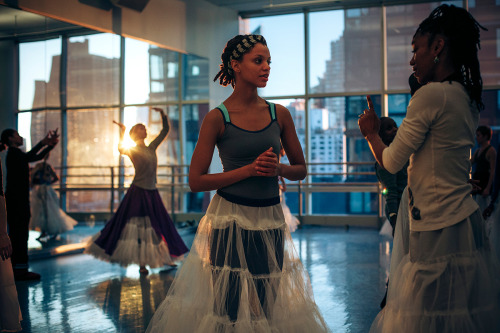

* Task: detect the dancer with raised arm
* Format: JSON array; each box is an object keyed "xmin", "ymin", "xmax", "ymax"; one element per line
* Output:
[{"xmin": 85, "ymin": 107, "xmax": 188, "ymax": 275}]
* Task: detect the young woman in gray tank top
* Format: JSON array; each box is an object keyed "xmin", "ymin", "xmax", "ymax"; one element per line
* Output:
[{"xmin": 147, "ymin": 34, "xmax": 329, "ymax": 332}]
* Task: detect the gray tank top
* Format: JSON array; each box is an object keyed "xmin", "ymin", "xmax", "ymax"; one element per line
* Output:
[{"xmin": 216, "ymin": 101, "xmax": 281, "ymax": 206}]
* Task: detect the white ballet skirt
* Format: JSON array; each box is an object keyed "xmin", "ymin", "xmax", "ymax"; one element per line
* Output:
[
  {"xmin": 370, "ymin": 187, "xmax": 500, "ymax": 333},
  {"xmin": 146, "ymin": 194, "xmax": 329, "ymax": 333},
  {"xmin": 30, "ymin": 184, "xmax": 77, "ymax": 235},
  {"xmin": 85, "ymin": 216, "xmax": 175, "ymax": 268},
  {"xmin": 0, "ymin": 258, "xmax": 22, "ymax": 332},
  {"xmin": 280, "ymin": 192, "xmax": 299, "ymax": 233},
  {"xmin": 484, "ymin": 197, "xmax": 500, "ymax": 261}
]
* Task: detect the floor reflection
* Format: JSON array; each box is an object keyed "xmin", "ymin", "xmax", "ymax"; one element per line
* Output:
[
  {"xmin": 87, "ymin": 271, "xmax": 175, "ymax": 332},
  {"xmin": 16, "ymin": 226, "xmax": 389, "ymax": 333}
]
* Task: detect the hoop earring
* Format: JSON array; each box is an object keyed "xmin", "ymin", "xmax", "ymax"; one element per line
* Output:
[{"xmin": 434, "ymin": 56, "xmax": 439, "ymax": 64}]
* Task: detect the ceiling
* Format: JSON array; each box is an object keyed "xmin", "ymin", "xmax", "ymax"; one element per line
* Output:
[
  {"xmin": 0, "ymin": 4, "xmax": 91, "ymax": 41},
  {"xmin": 204, "ymin": 0, "xmax": 437, "ymax": 17},
  {"xmin": 0, "ymin": 0, "xmax": 436, "ymax": 40}
]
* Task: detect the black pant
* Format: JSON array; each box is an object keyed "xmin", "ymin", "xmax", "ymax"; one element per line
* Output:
[
  {"xmin": 6, "ymin": 198, "xmax": 31, "ymax": 270},
  {"xmin": 210, "ymin": 226, "xmax": 284, "ymax": 321}
]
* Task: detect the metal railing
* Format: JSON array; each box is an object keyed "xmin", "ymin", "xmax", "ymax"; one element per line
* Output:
[{"xmin": 51, "ymin": 162, "xmax": 382, "ymax": 217}]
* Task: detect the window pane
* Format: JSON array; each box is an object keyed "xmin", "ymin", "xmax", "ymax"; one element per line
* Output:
[
  {"xmin": 309, "ymin": 10, "xmax": 345, "ymax": 94},
  {"xmin": 66, "ymin": 108, "xmax": 119, "ymax": 212},
  {"xmin": 67, "ymin": 190, "xmax": 113, "ymax": 212},
  {"xmin": 245, "ymin": 14, "xmax": 305, "ymax": 96},
  {"xmin": 19, "ymin": 38, "xmax": 61, "ymax": 110},
  {"xmin": 268, "ymin": 99, "xmax": 306, "ymax": 162},
  {"xmin": 67, "ymin": 34, "xmax": 121, "ymax": 107},
  {"xmin": 386, "ymin": 1, "xmax": 462, "ymax": 90},
  {"xmin": 480, "ymin": 89, "xmax": 500, "ymax": 149},
  {"xmin": 312, "ymin": 192, "xmax": 378, "ymax": 214},
  {"xmin": 183, "ymin": 103, "xmax": 210, "ymax": 212},
  {"xmin": 183, "ymin": 54, "xmax": 209, "ymax": 100},
  {"xmin": 308, "ymin": 97, "xmax": 345, "ymax": 177},
  {"xmin": 307, "ymin": 96, "xmax": 379, "ymax": 213},
  {"xmin": 18, "ymin": 110, "xmax": 61, "ymax": 167},
  {"xmin": 309, "ymin": 95, "xmax": 380, "ymax": 170},
  {"xmin": 387, "ymin": 93, "xmax": 411, "ymax": 125},
  {"xmin": 469, "ymin": 1, "xmax": 500, "ymax": 86},
  {"xmin": 310, "ymin": 8, "xmax": 382, "ymax": 94},
  {"xmin": 67, "ymin": 108, "xmax": 119, "ymax": 167},
  {"xmin": 125, "ymin": 40, "xmax": 179, "ymax": 104}
]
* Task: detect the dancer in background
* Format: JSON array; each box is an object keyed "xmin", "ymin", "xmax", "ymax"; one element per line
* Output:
[
  {"xmin": 30, "ymin": 155, "xmax": 77, "ymax": 241},
  {"xmin": 85, "ymin": 108, "xmax": 188, "ymax": 275},
  {"xmin": 279, "ymin": 147, "xmax": 300, "ymax": 232},
  {"xmin": 483, "ymin": 141, "xmax": 500, "ymax": 259},
  {"xmin": 0, "ymin": 163, "xmax": 22, "ymax": 332},
  {"xmin": 1, "ymin": 128, "xmax": 59, "ymax": 281},
  {"xmin": 359, "ymin": 5, "xmax": 500, "ymax": 332},
  {"xmin": 147, "ymin": 34, "xmax": 329, "ymax": 332},
  {"xmin": 471, "ymin": 125, "xmax": 496, "ymax": 212},
  {"xmin": 375, "ymin": 117, "xmax": 408, "ymax": 237}
]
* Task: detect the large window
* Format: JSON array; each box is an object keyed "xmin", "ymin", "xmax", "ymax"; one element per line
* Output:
[
  {"xmin": 18, "ymin": 33, "xmax": 209, "ymax": 213},
  {"xmin": 68, "ymin": 34, "xmax": 120, "ymax": 107},
  {"xmin": 19, "ymin": 38, "xmax": 61, "ymax": 111},
  {"xmin": 385, "ymin": 1, "xmax": 462, "ymax": 90},
  {"xmin": 244, "ymin": 0, "xmax": 500, "ymax": 215},
  {"xmin": 249, "ymin": 14, "xmax": 305, "ymax": 97},
  {"xmin": 16, "ymin": 1, "xmax": 500, "ymax": 216}
]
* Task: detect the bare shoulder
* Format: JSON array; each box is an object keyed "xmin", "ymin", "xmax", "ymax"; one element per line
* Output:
[
  {"xmin": 274, "ymin": 103, "xmax": 291, "ymax": 115},
  {"xmin": 273, "ymin": 103, "xmax": 293, "ymax": 125},
  {"xmin": 200, "ymin": 107, "xmax": 226, "ymax": 137},
  {"xmin": 203, "ymin": 108, "xmax": 224, "ymax": 125},
  {"xmin": 487, "ymin": 145, "xmax": 497, "ymax": 158}
]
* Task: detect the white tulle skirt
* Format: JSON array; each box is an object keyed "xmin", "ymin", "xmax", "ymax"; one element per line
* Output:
[
  {"xmin": 146, "ymin": 194, "xmax": 329, "ymax": 333},
  {"xmin": 484, "ymin": 198, "xmax": 500, "ymax": 261},
  {"xmin": 0, "ymin": 258, "xmax": 22, "ymax": 332},
  {"xmin": 280, "ymin": 192, "xmax": 299, "ymax": 233},
  {"xmin": 30, "ymin": 184, "xmax": 77, "ymax": 235},
  {"xmin": 370, "ymin": 188, "xmax": 500, "ymax": 333},
  {"xmin": 85, "ymin": 217, "xmax": 175, "ymax": 268}
]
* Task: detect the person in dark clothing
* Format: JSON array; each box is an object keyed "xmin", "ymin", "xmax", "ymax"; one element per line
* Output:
[
  {"xmin": 375, "ymin": 117, "xmax": 408, "ymax": 237},
  {"xmin": 1, "ymin": 128, "xmax": 59, "ymax": 281},
  {"xmin": 471, "ymin": 125, "xmax": 497, "ymax": 212},
  {"xmin": 483, "ymin": 142, "xmax": 500, "ymax": 219}
]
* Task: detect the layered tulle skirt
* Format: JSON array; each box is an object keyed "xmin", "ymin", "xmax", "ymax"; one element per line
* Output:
[
  {"xmin": 30, "ymin": 184, "xmax": 77, "ymax": 235},
  {"xmin": 484, "ymin": 197, "xmax": 500, "ymax": 260},
  {"xmin": 280, "ymin": 192, "xmax": 299, "ymax": 233},
  {"xmin": 85, "ymin": 184, "xmax": 188, "ymax": 268},
  {"xmin": 370, "ymin": 188, "xmax": 500, "ymax": 333},
  {"xmin": 146, "ymin": 194, "xmax": 329, "ymax": 332},
  {"xmin": 0, "ymin": 258, "xmax": 22, "ymax": 332}
]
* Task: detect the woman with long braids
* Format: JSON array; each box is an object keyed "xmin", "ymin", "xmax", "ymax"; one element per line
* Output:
[
  {"xmin": 146, "ymin": 35, "xmax": 329, "ymax": 332},
  {"xmin": 359, "ymin": 5, "xmax": 500, "ymax": 332}
]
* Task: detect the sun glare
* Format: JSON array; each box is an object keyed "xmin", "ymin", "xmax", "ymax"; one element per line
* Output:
[{"xmin": 121, "ymin": 135, "xmax": 136, "ymax": 150}]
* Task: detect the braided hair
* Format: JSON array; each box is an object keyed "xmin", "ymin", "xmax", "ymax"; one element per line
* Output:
[
  {"xmin": 213, "ymin": 34, "xmax": 267, "ymax": 88},
  {"xmin": 415, "ymin": 4, "xmax": 487, "ymax": 110}
]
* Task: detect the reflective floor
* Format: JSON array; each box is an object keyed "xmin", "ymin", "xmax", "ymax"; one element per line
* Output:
[{"xmin": 15, "ymin": 224, "xmax": 392, "ymax": 333}]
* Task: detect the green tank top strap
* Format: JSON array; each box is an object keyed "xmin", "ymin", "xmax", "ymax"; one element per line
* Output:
[
  {"xmin": 267, "ymin": 101, "xmax": 276, "ymax": 121},
  {"xmin": 217, "ymin": 103, "xmax": 231, "ymax": 124}
]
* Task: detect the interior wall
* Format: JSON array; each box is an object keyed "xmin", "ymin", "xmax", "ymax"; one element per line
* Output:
[
  {"xmin": 0, "ymin": 40, "xmax": 17, "ymax": 132},
  {"xmin": 0, "ymin": 0, "xmax": 239, "ymax": 132},
  {"xmin": 4, "ymin": 0, "xmax": 239, "ymax": 56}
]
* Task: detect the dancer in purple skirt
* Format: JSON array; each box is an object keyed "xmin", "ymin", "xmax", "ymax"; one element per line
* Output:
[{"xmin": 85, "ymin": 107, "xmax": 188, "ymax": 275}]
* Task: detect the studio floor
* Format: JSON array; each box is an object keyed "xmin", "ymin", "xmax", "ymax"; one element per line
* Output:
[{"xmin": 15, "ymin": 222, "xmax": 392, "ymax": 333}]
